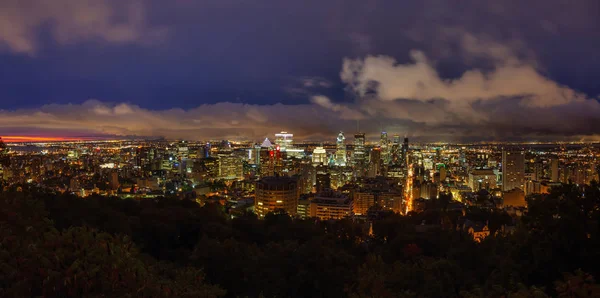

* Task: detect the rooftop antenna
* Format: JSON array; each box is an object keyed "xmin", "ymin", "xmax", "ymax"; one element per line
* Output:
[{"xmin": 356, "ymin": 120, "xmax": 360, "ymax": 133}]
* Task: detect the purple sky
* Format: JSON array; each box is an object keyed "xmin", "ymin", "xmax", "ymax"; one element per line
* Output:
[{"xmin": 0, "ymin": 0, "xmax": 599, "ymax": 142}]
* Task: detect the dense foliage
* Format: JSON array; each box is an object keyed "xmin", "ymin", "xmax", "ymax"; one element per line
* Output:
[{"xmin": 1, "ymin": 183, "xmax": 600, "ymax": 297}]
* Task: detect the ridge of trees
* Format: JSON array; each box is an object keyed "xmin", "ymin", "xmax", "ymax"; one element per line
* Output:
[{"xmin": 1, "ymin": 182, "xmax": 599, "ymax": 297}]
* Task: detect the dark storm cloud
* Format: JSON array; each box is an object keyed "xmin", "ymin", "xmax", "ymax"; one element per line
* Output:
[{"xmin": 0, "ymin": 0, "xmax": 598, "ymax": 141}]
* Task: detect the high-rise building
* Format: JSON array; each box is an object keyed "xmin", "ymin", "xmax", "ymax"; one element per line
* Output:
[
  {"xmin": 274, "ymin": 131, "xmax": 293, "ymax": 152},
  {"xmin": 353, "ymin": 133, "xmax": 366, "ymax": 165},
  {"xmin": 369, "ymin": 147, "xmax": 382, "ymax": 177},
  {"xmin": 177, "ymin": 141, "xmax": 189, "ymax": 159},
  {"xmin": 312, "ymin": 146, "xmax": 327, "ymax": 165},
  {"xmin": 255, "ymin": 176, "xmax": 298, "ymax": 217},
  {"xmin": 218, "ymin": 155, "xmax": 243, "ymax": 180},
  {"xmin": 502, "ymin": 149, "xmax": 525, "ymax": 191},
  {"xmin": 201, "ymin": 157, "xmax": 219, "ymax": 179},
  {"xmin": 315, "ymin": 165, "xmax": 331, "ymax": 192},
  {"xmin": 380, "ymin": 131, "xmax": 391, "ymax": 165},
  {"xmin": 533, "ymin": 161, "xmax": 544, "ymax": 181},
  {"xmin": 439, "ymin": 165, "xmax": 447, "ymax": 182},
  {"xmin": 550, "ymin": 157, "xmax": 559, "ymax": 182},
  {"xmin": 250, "ymin": 145, "xmax": 261, "ymax": 165},
  {"xmin": 353, "ymin": 133, "xmax": 366, "ymax": 177},
  {"xmin": 390, "ymin": 135, "xmax": 400, "ymax": 165},
  {"xmin": 109, "ymin": 171, "xmax": 120, "ymax": 190},
  {"xmin": 335, "ymin": 132, "xmax": 347, "ymax": 166}
]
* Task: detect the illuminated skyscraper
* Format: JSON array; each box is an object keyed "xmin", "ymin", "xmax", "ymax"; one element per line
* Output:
[
  {"xmin": 391, "ymin": 135, "xmax": 401, "ymax": 165},
  {"xmin": 353, "ymin": 133, "xmax": 366, "ymax": 164},
  {"xmin": 353, "ymin": 133, "xmax": 366, "ymax": 176},
  {"xmin": 312, "ymin": 146, "xmax": 327, "ymax": 165},
  {"xmin": 335, "ymin": 132, "xmax": 347, "ymax": 166},
  {"xmin": 502, "ymin": 149, "xmax": 525, "ymax": 191},
  {"xmin": 274, "ymin": 131, "xmax": 293, "ymax": 152},
  {"xmin": 250, "ymin": 145, "xmax": 261, "ymax": 165},
  {"xmin": 380, "ymin": 131, "xmax": 391, "ymax": 165}
]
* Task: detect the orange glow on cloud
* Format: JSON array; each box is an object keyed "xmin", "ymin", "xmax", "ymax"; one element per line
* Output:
[{"xmin": 1, "ymin": 136, "xmax": 93, "ymax": 143}]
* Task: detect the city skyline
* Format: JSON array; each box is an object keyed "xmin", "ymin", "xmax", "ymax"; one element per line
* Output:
[
  {"xmin": 0, "ymin": 1, "xmax": 599, "ymax": 142},
  {"xmin": 2, "ymin": 2, "xmax": 600, "ymax": 297}
]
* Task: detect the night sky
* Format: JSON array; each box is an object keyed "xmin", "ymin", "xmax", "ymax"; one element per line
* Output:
[{"xmin": 0, "ymin": 0, "xmax": 599, "ymax": 142}]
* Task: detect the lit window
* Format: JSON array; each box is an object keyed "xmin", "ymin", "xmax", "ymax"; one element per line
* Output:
[{"xmin": 276, "ymin": 200, "xmax": 283, "ymax": 203}]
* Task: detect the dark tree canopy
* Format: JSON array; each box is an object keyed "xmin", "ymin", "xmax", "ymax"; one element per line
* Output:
[{"xmin": 1, "ymin": 183, "xmax": 600, "ymax": 297}]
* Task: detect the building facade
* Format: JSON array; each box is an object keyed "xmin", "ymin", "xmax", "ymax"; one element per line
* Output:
[
  {"xmin": 255, "ymin": 176, "xmax": 298, "ymax": 217},
  {"xmin": 502, "ymin": 149, "xmax": 525, "ymax": 191},
  {"xmin": 310, "ymin": 191, "xmax": 353, "ymax": 220}
]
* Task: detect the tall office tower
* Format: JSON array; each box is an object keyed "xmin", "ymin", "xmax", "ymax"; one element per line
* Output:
[
  {"xmin": 380, "ymin": 131, "xmax": 390, "ymax": 164},
  {"xmin": 250, "ymin": 145, "xmax": 261, "ymax": 165},
  {"xmin": 369, "ymin": 147, "xmax": 382, "ymax": 177},
  {"xmin": 274, "ymin": 131, "xmax": 293, "ymax": 152},
  {"xmin": 550, "ymin": 157, "xmax": 559, "ymax": 182},
  {"xmin": 315, "ymin": 165, "xmax": 331, "ymax": 192},
  {"xmin": 502, "ymin": 149, "xmax": 525, "ymax": 191},
  {"xmin": 353, "ymin": 133, "xmax": 366, "ymax": 165},
  {"xmin": 260, "ymin": 138, "xmax": 275, "ymax": 176},
  {"xmin": 403, "ymin": 137, "xmax": 409, "ymax": 160},
  {"xmin": 255, "ymin": 176, "xmax": 298, "ymax": 218},
  {"xmin": 353, "ymin": 133, "xmax": 366, "ymax": 176},
  {"xmin": 335, "ymin": 132, "xmax": 347, "ymax": 166},
  {"xmin": 391, "ymin": 135, "xmax": 401, "ymax": 165},
  {"xmin": 109, "ymin": 171, "xmax": 120, "ymax": 190},
  {"xmin": 205, "ymin": 142, "xmax": 212, "ymax": 158},
  {"xmin": 312, "ymin": 146, "xmax": 327, "ymax": 165}
]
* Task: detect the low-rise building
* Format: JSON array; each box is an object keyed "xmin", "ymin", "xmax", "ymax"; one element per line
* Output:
[{"xmin": 310, "ymin": 191, "xmax": 353, "ymax": 220}]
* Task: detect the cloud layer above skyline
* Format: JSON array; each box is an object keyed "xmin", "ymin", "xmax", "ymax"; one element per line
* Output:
[{"xmin": 0, "ymin": 0, "xmax": 598, "ymax": 142}]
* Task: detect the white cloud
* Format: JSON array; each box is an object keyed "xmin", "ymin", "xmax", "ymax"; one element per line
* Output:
[
  {"xmin": 0, "ymin": 0, "xmax": 165, "ymax": 54},
  {"xmin": 341, "ymin": 50, "xmax": 587, "ymax": 108}
]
